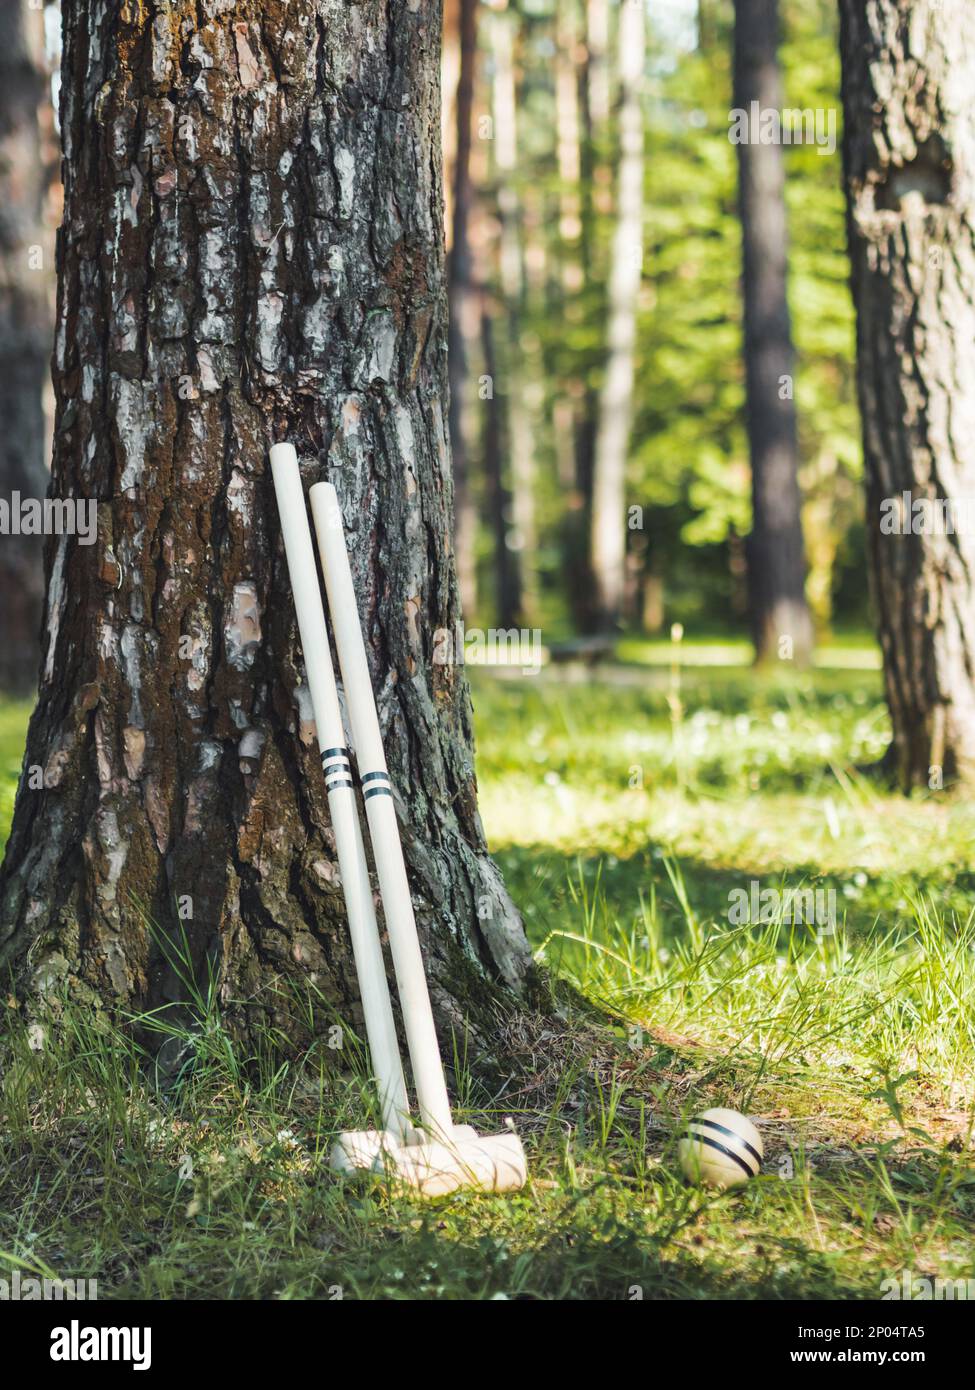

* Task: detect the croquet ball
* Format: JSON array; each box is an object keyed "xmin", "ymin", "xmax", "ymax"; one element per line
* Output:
[{"xmin": 678, "ymin": 1107, "xmax": 763, "ymax": 1188}]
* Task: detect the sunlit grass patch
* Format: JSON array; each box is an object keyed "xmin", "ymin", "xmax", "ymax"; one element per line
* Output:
[
  {"xmin": 616, "ymin": 634, "xmax": 882, "ymax": 670},
  {"xmin": 0, "ymin": 699, "xmax": 30, "ymax": 850}
]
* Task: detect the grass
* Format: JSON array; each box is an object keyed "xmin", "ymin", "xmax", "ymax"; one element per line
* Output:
[
  {"xmin": 2, "ymin": 644, "xmax": 975, "ymax": 1300},
  {"xmin": 0, "ymin": 699, "xmax": 30, "ymax": 851}
]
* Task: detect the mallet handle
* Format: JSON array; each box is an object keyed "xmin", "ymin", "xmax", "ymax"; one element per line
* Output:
[
  {"xmin": 270, "ymin": 445, "xmax": 410, "ymax": 1138},
  {"xmin": 310, "ymin": 481, "xmax": 455, "ymax": 1142}
]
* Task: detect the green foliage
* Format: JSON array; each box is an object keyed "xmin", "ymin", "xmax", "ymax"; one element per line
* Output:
[
  {"xmin": 470, "ymin": 0, "xmax": 863, "ymax": 636},
  {"xmin": 630, "ymin": 0, "xmax": 861, "ymax": 628}
]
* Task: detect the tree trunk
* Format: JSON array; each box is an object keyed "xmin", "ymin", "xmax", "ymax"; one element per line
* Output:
[
  {"xmin": 839, "ymin": 0, "xmax": 975, "ymax": 789},
  {"xmin": 555, "ymin": 0, "xmax": 583, "ymax": 286},
  {"xmin": 734, "ymin": 0, "xmax": 813, "ymax": 665},
  {"xmin": 585, "ymin": 0, "xmax": 610, "ymax": 131},
  {"xmin": 553, "ymin": 0, "xmax": 592, "ymax": 630},
  {"xmin": 0, "ymin": 0, "xmax": 529, "ymax": 1046},
  {"xmin": 0, "ymin": 4, "xmax": 54, "ymax": 695},
  {"xmin": 566, "ymin": 0, "xmax": 606, "ymax": 634},
  {"xmin": 490, "ymin": 2, "xmax": 536, "ymax": 626},
  {"xmin": 589, "ymin": 0, "xmax": 644, "ymax": 631},
  {"xmin": 481, "ymin": 303, "xmax": 521, "ymax": 628},
  {"xmin": 445, "ymin": 0, "xmax": 479, "ymax": 620}
]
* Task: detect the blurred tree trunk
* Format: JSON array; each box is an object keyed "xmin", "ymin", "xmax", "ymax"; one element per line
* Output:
[
  {"xmin": 734, "ymin": 0, "xmax": 813, "ymax": 666},
  {"xmin": 490, "ymin": 2, "xmax": 536, "ymax": 625},
  {"xmin": 839, "ymin": 0, "xmax": 975, "ymax": 789},
  {"xmin": 442, "ymin": 0, "xmax": 462, "ymax": 234},
  {"xmin": 0, "ymin": 4, "xmax": 54, "ymax": 695},
  {"xmin": 0, "ymin": 0, "xmax": 529, "ymax": 1039},
  {"xmin": 585, "ymin": 0, "xmax": 610, "ymax": 130},
  {"xmin": 589, "ymin": 0, "xmax": 644, "ymax": 631},
  {"xmin": 481, "ymin": 305, "xmax": 520, "ymax": 627},
  {"xmin": 565, "ymin": 0, "xmax": 608, "ymax": 633},
  {"xmin": 555, "ymin": 0, "xmax": 583, "ymax": 291},
  {"xmin": 698, "ymin": 0, "xmax": 719, "ymax": 51},
  {"xmin": 554, "ymin": 0, "xmax": 593, "ymax": 630},
  {"xmin": 445, "ymin": 0, "xmax": 479, "ymax": 619}
]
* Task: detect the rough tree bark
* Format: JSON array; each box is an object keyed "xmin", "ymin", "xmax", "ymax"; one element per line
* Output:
[
  {"xmin": 0, "ymin": 3, "xmax": 54, "ymax": 695},
  {"xmin": 733, "ymin": 0, "xmax": 813, "ymax": 665},
  {"xmin": 589, "ymin": 0, "xmax": 644, "ymax": 631},
  {"xmin": 839, "ymin": 0, "xmax": 975, "ymax": 789},
  {"xmin": 0, "ymin": 0, "xmax": 529, "ymax": 1046}
]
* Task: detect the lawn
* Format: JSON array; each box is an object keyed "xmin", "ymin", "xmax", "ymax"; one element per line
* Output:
[{"xmin": 2, "ymin": 648, "xmax": 974, "ymax": 1300}]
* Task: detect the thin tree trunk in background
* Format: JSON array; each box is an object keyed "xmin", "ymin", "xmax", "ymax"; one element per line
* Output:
[
  {"xmin": 555, "ymin": 0, "xmax": 594, "ymax": 629},
  {"xmin": 698, "ymin": 0, "xmax": 718, "ymax": 51},
  {"xmin": 566, "ymin": 0, "xmax": 606, "ymax": 633},
  {"xmin": 442, "ymin": 0, "xmax": 461, "ymax": 239},
  {"xmin": 552, "ymin": 394, "xmax": 576, "ymax": 490},
  {"xmin": 446, "ymin": 0, "xmax": 479, "ymax": 619},
  {"xmin": 734, "ymin": 0, "xmax": 813, "ymax": 666},
  {"xmin": 589, "ymin": 0, "xmax": 644, "ymax": 631},
  {"xmin": 555, "ymin": 0, "xmax": 583, "ymax": 289},
  {"xmin": 490, "ymin": 2, "xmax": 536, "ymax": 624},
  {"xmin": 839, "ymin": 0, "xmax": 975, "ymax": 789},
  {"xmin": 481, "ymin": 305, "xmax": 520, "ymax": 627},
  {"xmin": 0, "ymin": 4, "xmax": 54, "ymax": 695},
  {"xmin": 0, "ymin": 0, "xmax": 529, "ymax": 1038},
  {"xmin": 586, "ymin": 0, "xmax": 610, "ymax": 130}
]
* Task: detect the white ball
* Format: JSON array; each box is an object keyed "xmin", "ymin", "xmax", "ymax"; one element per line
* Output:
[{"xmin": 678, "ymin": 1107, "xmax": 763, "ymax": 1188}]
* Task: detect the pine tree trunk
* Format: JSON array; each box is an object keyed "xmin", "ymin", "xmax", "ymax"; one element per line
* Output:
[
  {"xmin": 733, "ymin": 0, "xmax": 813, "ymax": 665},
  {"xmin": 585, "ymin": 0, "xmax": 610, "ymax": 131},
  {"xmin": 0, "ymin": 0, "xmax": 529, "ymax": 1044},
  {"xmin": 490, "ymin": 2, "xmax": 536, "ymax": 625},
  {"xmin": 566, "ymin": 0, "xmax": 606, "ymax": 635},
  {"xmin": 0, "ymin": 4, "xmax": 53, "ymax": 695},
  {"xmin": 839, "ymin": 0, "xmax": 975, "ymax": 789},
  {"xmin": 589, "ymin": 0, "xmax": 644, "ymax": 631},
  {"xmin": 555, "ymin": 0, "xmax": 583, "ymax": 285},
  {"xmin": 445, "ymin": 0, "xmax": 479, "ymax": 620},
  {"xmin": 481, "ymin": 303, "xmax": 521, "ymax": 627}
]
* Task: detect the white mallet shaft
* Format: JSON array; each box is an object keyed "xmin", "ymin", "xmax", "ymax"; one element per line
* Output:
[
  {"xmin": 269, "ymin": 444, "xmax": 410, "ymax": 1139},
  {"xmin": 309, "ymin": 481, "xmax": 455, "ymax": 1142}
]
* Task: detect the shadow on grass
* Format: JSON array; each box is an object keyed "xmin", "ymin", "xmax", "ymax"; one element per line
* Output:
[{"xmin": 494, "ymin": 840, "xmax": 960, "ymax": 958}]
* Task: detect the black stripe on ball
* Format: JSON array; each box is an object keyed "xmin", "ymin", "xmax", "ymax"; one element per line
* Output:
[
  {"xmin": 685, "ymin": 1130, "xmax": 758, "ymax": 1178},
  {"xmin": 691, "ymin": 1117, "xmax": 762, "ymax": 1170}
]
